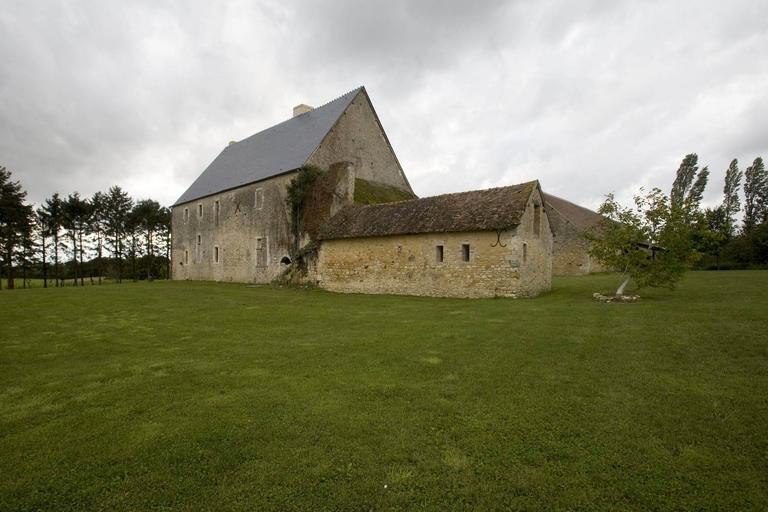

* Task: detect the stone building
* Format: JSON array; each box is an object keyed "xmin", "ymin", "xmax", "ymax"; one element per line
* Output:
[
  {"xmin": 171, "ymin": 87, "xmax": 414, "ymax": 283},
  {"xmin": 172, "ymin": 87, "xmax": 564, "ymax": 297},
  {"xmin": 318, "ymin": 181, "xmax": 552, "ymax": 298},
  {"xmin": 543, "ymin": 194, "xmax": 606, "ymax": 276}
]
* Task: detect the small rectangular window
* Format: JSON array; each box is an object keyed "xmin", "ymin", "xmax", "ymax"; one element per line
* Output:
[
  {"xmin": 523, "ymin": 242, "xmax": 528, "ymax": 263},
  {"xmin": 461, "ymin": 243, "xmax": 470, "ymax": 262},
  {"xmin": 214, "ymin": 246, "xmax": 220, "ymax": 263},
  {"xmin": 436, "ymin": 245, "xmax": 444, "ymax": 263},
  {"xmin": 183, "ymin": 208, "xmax": 189, "ymax": 222},
  {"xmin": 196, "ymin": 234, "xmax": 201, "ymax": 245},
  {"xmin": 214, "ymin": 200, "xmax": 220, "ymax": 225},
  {"xmin": 533, "ymin": 204, "xmax": 541, "ymax": 237},
  {"xmin": 184, "ymin": 250, "xmax": 189, "ymax": 264},
  {"xmin": 255, "ymin": 237, "xmax": 268, "ymax": 267},
  {"xmin": 254, "ymin": 189, "xmax": 264, "ymax": 210},
  {"xmin": 198, "ymin": 203, "xmax": 203, "ymax": 218}
]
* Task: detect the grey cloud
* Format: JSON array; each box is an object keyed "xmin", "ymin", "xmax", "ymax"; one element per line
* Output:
[{"xmin": 1, "ymin": 0, "xmax": 767, "ymax": 213}]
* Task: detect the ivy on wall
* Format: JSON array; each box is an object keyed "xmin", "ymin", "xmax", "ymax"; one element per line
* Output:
[{"xmin": 284, "ymin": 165, "xmax": 324, "ymax": 275}]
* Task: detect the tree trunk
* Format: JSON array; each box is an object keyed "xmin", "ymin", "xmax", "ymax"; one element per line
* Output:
[
  {"xmin": 53, "ymin": 233, "xmax": 59, "ymax": 287},
  {"xmin": 41, "ymin": 236, "xmax": 48, "ymax": 288},
  {"xmin": 97, "ymin": 234, "xmax": 102, "ymax": 284},
  {"xmin": 616, "ymin": 276, "xmax": 631, "ymax": 296},
  {"xmin": 78, "ymin": 229, "xmax": 84, "ymax": 287},
  {"xmin": 22, "ymin": 250, "xmax": 27, "ymax": 289},
  {"xmin": 70, "ymin": 232, "xmax": 78, "ymax": 286},
  {"xmin": 115, "ymin": 235, "xmax": 122, "ymax": 283},
  {"xmin": 147, "ymin": 230, "xmax": 153, "ymax": 281},
  {"xmin": 6, "ymin": 248, "xmax": 14, "ymax": 290}
]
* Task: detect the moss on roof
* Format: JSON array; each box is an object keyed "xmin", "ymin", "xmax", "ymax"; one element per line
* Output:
[
  {"xmin": 353, "ymin": 178, "xmax": 416, "ymax": 205},
  {"xmin": 320, "ymin": 181, "xmax": 538, "ymax": 240}
]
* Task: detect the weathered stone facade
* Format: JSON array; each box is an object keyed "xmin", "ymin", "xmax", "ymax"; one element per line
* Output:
[
  {"xmin": 171, "ymin": 88, "xmax": 412, "ymax": 283},
  {"xmin": 171, "ymin": 87, "xmax": 563, "ymax": 298},
  {"xmin": 317, "ymin": 188, "xmax": 553, "ymax": 298},
  {"xmin": 308, "ymin": 92, "xmax": 411, "ymax": 192},
  {"xmin": 544, "ymin": 194, "xmax": 607, "ymax": 276},
  {"xmin": 172, "ymin": 172, "xmax": 296, "ymax": 283}
]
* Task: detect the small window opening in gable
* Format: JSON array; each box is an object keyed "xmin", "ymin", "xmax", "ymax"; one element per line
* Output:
[
  {"xmin": 214, "ymin": 246, "xmax": 220, "ymax": 263},
  {"xmin": 254, "ymin": 189, "xmax": 264, "ymax": 210},
  {"xmin": 533, "ymin": 203, "xmax": 541, "ymax": 238},
  {"xmin": 435, "ymin": 245, "xmax": 444, "ymax": 263},
  {"xmin": 214, "ymin": 200, "xmax": 220, "ymax": 225},
  {"xmin": 461, "ymin": 243, "xmax": 470, "ymax": 262},
  {"xmin": 523, "ymin": 242, "xmax": 528, "ymax": 263},
  {"xmin": 256, "ymin": 237, "xmax": 268, "ymax": 267},
  {"xmin": 198, "ymin": 203, "xmax": 203, "ymax": 218},
  {"xmin": 183, "ymin": 208, "xmax": 189, "ymax": 222}
]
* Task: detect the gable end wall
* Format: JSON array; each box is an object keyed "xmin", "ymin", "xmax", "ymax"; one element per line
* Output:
[{"xmin": 307, "ymin": 92, "xmax": 412, "ymax": 194}]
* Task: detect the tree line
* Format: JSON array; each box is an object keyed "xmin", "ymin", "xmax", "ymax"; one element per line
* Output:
[
  {"xmin": 0, "ymin": 166, "xmax": 171, "ymax": 290},
  {"xmin": 590, "ymin": 154, "xmax": 768, "ymax": 295}
]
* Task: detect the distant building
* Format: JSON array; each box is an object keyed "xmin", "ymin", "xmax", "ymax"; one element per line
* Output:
[
  {"xmin": 172, "ymin": 87, "xmax": 599, "ymax": 297},
  {"xmin": 544, "ymin": 194, "xmax": 606, "ymax": 276}
]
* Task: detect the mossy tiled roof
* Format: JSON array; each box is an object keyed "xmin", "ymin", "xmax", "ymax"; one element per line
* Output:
[{"xmin": 320, "ymin": 181, "xmax": 537, "ymax": 240}]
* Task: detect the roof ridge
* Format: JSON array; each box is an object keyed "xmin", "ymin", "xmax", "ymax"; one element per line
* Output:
[
  {"xmin": 231, "ymin": 86, "xmax": 363, "ymax": 147},
  {"xmin": 543, "ymin": 192, "xmax": 597, "ymax": 213},
  {"xmin": 310, "ymin": 86, "xmax": 363, "ymax": 111},
  {"xmin": 353, "ymin": 180, "xmax": 538, "ymax": 210}
]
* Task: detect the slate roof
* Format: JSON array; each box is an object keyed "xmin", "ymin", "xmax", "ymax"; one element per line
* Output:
[
  {"xmin": 542, "ymin": 193, "xmax": 603, "ymax": 233},
  {"xmin": 319, "ymin": 181, "xmax": 537, "ymax": 240},
  {"xmin": 174, "ymin": 87, "xmax": 363, "ymax": 206}
]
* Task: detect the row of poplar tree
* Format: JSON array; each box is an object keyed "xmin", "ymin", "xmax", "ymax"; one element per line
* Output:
[
  {"xmin": 0, "ymin": 166, "xmax": 171, "ymax": 289},
  {"xmin": 696, "ymin": 156, "xmax": 768, "ymax": 268}
]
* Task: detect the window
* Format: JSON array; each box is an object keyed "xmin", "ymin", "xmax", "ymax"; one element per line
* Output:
[
  {"xmin": 461, "ymin": 243, "xmax": 470, "ymax": 262},
  {"xmin": 214, "ymin": 246, "xmax": 220, "ymax": 263},
  {"xmin": 196, "ymin": 234, "xmax": 201, "ymax": 245},
  {"xmin": 183, "ymin": 208, "xmax": 189, "ymax": 223},
  {"xmin": 256, "ymin": 237, "xmax": 268, "ymax": 267},
  {"xmin": 198, "ymin": 203, "xmax": 203, "ymax": 218},
  {"xmin": 254, "ymin": 189, "xmax": 264, "ymax": 210},
  {"xmin": 533, "ymin": 203, "xmax": 541, "ymax": 237},
  {"xmin": 435, "ymin": 245, "xmax": 444, "ymax": 263},
  {"xmin": 523, "ymin": 242, "xmax": 528, "ymax": 263},
  {"xmin": 214, "ymin": 200, "xmax": 220, "ymax": 225},
  {"xmin": 184, "ymin": 250, "xmax": 189, "ymax": 264}
]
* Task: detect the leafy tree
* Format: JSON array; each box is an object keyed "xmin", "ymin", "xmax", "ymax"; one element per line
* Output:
[
  {"xmin": 589, "ymin": 188, "xmax": 698, "ymax": 296},
  {"xmin": 39, "ymin": 193, "xmax": 64, "ymax": 286},
  {"xmin": 18, "ymin": 215, "xmax": 37, "ymax": 288},
  {"xmin": 744, "ymin": 157, "xmax": 766, "ymax": 232},
  {"xmin": 62, "ymin": 193, "xmax": 92, "ymax": 286},
  {"xmin": 722, "ymin": 159, "xmax": 742, "ymax": 236},
  {"xmin": 89, "ymin": 191, "xmax": 108, "ymax": 284},
  {"xmin": 126, "ymin": 206, "xmax": 142, "ymax": 281},
  {"xmin": 0, "ymin": 166, "xmax": 34, "ymax": 290},
  {"xmin": 157, "ymin": 206, "xmax": 172, "ymax": 279},
  {"xmin": 670, "ymin": 153, "xmax": 709, "ymax": 212},
  {"xmin": 103, "ymin": 186, "xmax": 133, "ymax": 282},
  {"xmin": 132, "ymin": 199, "xmax": 164, "ymax": 280},
  {"xmin": 35, "ymin": 207, "xmax": 51, "ymax": 287}
]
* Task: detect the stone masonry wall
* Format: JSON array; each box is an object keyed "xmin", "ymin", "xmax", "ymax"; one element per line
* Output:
[
  {"xmin": 171, "ymin": 172, "xmax": 297, "ymax": 283},
  {"xmin": 317, "ymin": 189, "xmax": 553, "ymax": 298},
  {"xmin": 548, "ymin": 208, "xmax": 606, "ymax": 276},
  {"xmin": 308, "ymin": 92, "xmax": 412, "ymax": 194}
]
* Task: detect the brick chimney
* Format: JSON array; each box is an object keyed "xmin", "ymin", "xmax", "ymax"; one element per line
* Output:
[{"xmin": 293, "ymin": 104, "xmax": 313, "ymax": 117}]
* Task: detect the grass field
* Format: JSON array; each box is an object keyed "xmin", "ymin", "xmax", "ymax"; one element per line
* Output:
[{"xmin": 1, "ymin": 272, "xmax": 767, "ymax": 511}]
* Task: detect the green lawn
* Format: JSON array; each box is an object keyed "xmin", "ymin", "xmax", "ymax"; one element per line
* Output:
[{"xmin": 1, "ymin": 272, "xmax": 767, "ymax": 511}]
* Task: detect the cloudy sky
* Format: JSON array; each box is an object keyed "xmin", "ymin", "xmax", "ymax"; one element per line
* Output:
[{"xmin": 1, "ymin": 0, "xmax": 767, "ymax": 210}]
